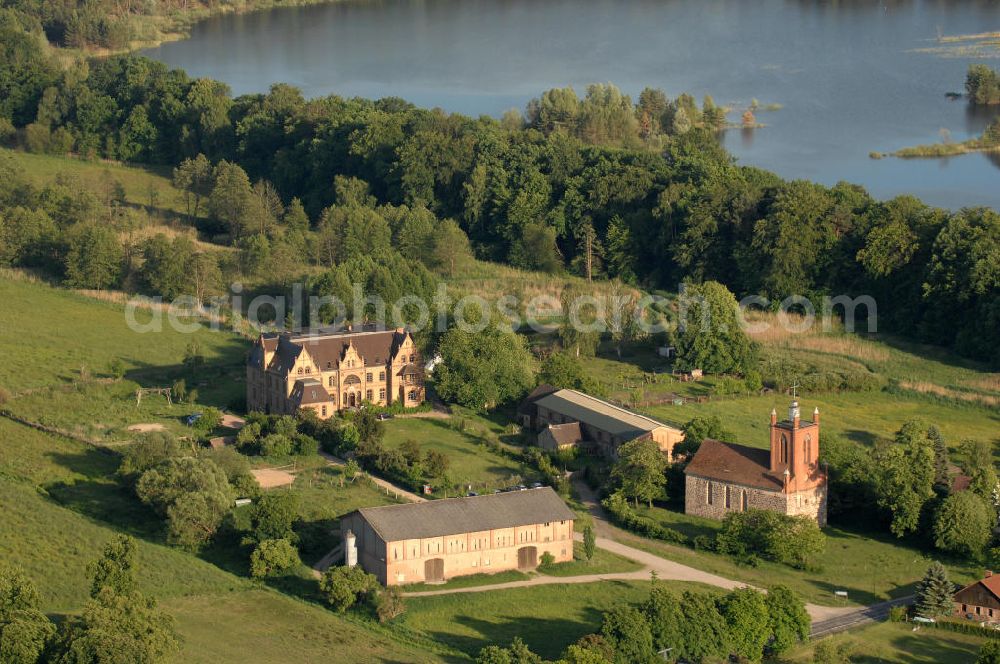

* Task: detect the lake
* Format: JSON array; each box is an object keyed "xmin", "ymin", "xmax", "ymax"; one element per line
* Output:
[{"xmin": 142, "ymin": 0, "xmax": 1000, "ymax": 209}]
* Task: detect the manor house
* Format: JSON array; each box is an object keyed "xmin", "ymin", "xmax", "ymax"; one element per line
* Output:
[
  {"xmin": 684, "ymin": 400, "xmax": 827, "ymax": 526},
  {"xmin": 246, "ymin": 326, "xmax": 424, "ymax": 418}
]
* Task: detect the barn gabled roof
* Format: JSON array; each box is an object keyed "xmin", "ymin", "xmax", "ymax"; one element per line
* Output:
[{"xmin": 348, "ymin": 487, "xmax": 576, "ymax": 542}]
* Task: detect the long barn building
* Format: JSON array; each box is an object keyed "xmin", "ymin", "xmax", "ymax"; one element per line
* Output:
[{"xmin": 340, "ymin": 488, "xmax": 576, "ymax": 585}]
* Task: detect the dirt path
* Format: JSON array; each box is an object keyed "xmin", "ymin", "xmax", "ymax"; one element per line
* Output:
[{"xmin": 319, "ymin": 451, "xmax": 426, "ymax": 503}]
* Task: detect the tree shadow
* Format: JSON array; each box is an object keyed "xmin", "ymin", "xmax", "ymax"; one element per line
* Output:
[
  {"xmin": 427, "ymin": 611, "xmax": 606, "ymax": 660},
  {"xmin": 843, "ymin": 429, "xmax": 879, "ymax": 447}
]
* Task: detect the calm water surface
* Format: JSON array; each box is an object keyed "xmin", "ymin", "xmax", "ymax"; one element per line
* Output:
[{"xmin": 142, "ymin": 0, "xmax": 1000, "ymax": 209}]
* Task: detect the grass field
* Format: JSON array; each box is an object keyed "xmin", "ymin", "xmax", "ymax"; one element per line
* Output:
[
  {"xmin": 782, "ymin": 621, "xmax": 987, "ymax": 663},
  {"xmin": 2, "ymin": 148, "xmax": 188, "ymax": 217},
  {"xmin": 382, "ymin": 415, "xmax": 538, "ymax": 493},
  {"xmin": 401, "ymin": 580, "xmax": 715, "ymax": 659},
  {"xmin": 623, "ymin": 503, "xmax": 980, "ymax": 607},
  {"xmin": 0, "ymin": 276, "xmax": 246, "ymax": 442},
  {"xmin": 0, "ymin": 276, "xmax": 244, "ymax": 394}
]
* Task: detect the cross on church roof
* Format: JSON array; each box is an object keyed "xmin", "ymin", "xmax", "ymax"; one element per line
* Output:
[{"xmin": 791, "ymin": 381, "xmax": 800, "ymax": 399}]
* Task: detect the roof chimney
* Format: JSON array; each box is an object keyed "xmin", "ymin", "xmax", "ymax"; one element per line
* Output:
[
  {"xmin": 813, "ymin": 406, "xmax": 820, "ymax": 425},
  {"xmin": 789, "ymin": 400, "xmax": 800, "ymax": 424}
]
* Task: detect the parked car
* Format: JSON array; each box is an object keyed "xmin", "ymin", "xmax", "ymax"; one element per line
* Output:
[
  {"xmin": 185, "ymin": 413, "xmax": 203, "ymax": 426},
  {"xmin": 376, "ymin": 413, "xmax": 394, "ymax": 421},
  {"xmin": 467, "ymin": 491, "xmax": 479, "ymax": 497},
  {"xmin": 529, "ymin": 482, "xmax": 543, "ymax": 489}
]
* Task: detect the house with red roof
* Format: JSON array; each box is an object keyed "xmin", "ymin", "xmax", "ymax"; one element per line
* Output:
[{"xmin": 954, "ymin": 572, "xmax": 1000, "ymax": 622}]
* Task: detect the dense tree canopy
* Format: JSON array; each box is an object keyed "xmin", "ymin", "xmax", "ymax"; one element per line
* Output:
[{"xmin": 0, "ymin": 33, "xmax": 995, "ymax": 365}]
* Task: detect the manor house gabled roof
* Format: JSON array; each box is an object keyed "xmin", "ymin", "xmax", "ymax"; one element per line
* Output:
[
  {"xmin": 532, "ymin": 389, "xmax": 676, "ymax": 440},
  {"xmin": 684, "ymin": 439, "xmax": 784, "ymax": 491},
  {"xmin": 348, "ymin": 487, "xmax": 576, "ymax": 542},
  {"xmin": 250, "ymin": 326, "xmax": 410, "ymax": 375}
]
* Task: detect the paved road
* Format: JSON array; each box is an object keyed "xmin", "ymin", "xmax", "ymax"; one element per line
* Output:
[{"xmin": 810, "ymin": 596, "xmax": 914, "ymax": 638}]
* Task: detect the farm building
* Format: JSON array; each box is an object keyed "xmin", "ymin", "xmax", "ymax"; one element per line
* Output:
[
  {"xmin": 518, "ymin": 386, "xmax": 684, "ymax": 459},
  {"xmin": 954, "ymin": 572, "xmax": 1000, "ymax": 622},
  {"xmin": 340, "ymin": 488, "xmax": 576, "ymax": 585}
]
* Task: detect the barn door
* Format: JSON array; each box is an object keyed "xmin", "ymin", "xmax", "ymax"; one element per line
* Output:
[
  {"xmin": 424, "ymin": 558, "xmax": 444, "ymax": 582},
  {"xmin": 517, "ymin": 546, "xmax": 537, "ymax": 569}
]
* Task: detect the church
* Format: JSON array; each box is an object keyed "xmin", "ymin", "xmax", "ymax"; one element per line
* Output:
[{"xmin": 683, "ymin": 400, "xmax": 827, "ymax": 526}]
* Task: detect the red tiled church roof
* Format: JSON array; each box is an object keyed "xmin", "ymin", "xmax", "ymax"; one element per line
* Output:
[{"xmin": 684, "ymin": 439, "xmax": 784, "ymax": 491}]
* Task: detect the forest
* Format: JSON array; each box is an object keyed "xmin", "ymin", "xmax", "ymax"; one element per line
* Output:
[{"xmin": 1, "ymin": 7, "xmax": 998, "ymax": 366}]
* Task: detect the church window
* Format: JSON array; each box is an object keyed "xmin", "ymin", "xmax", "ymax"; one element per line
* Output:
[
  {"xmin": 780, "ymin": 434, "xmax": 789, "ymax": 464},
  {"xmin": 304, "ymin": 366, "xmax": 311, "ymax": 374},
  {"xmin": 329, "ymin": 376, "xmax": 335, "ymax": 387},
  {"xmin": 725, "ymin": 486, "xmax": 731, "ymax": 509},
  {"xmin": 706, "ymin": 482, "xmax": 713, "ymax": 505},
  {"xmin": 741, "ymin": 490, "xmax": 748, "ymax": 511},
  {"xmin": 297, "ymin": 367, "xmax": 303, "ymax": 375},
  {"xmin": 805, "ymin": 435, "xmax": 812, "ymax": 463}
]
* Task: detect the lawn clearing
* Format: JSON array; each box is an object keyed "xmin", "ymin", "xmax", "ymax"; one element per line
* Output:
[
  {"xmin": 382, "ymin": 416, "xmax": 536, "ymax": 493},
  {"xmin": 785, "ymin": 620, "xmax": 987, "ymax": 663},
  {"xmin": 0, "ymin": 276, "xmax": 245, "ymax": 394},
  {"xmin": 401, "ymin": 580, "xmax": 718, "ymax": 659},
  {"xmin": 540, "ymin": 541, "xmax": 643, "ymax": 577}
]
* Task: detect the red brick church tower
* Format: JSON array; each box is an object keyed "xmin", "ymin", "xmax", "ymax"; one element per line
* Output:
[{"xmin": 769, "ymin": 400, "xmax": 823, "ymax": 494}]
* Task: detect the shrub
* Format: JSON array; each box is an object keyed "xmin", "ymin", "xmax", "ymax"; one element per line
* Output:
[
  {"xmin": 538, "ymin": 552, "xmax": 556, "ymax": 570},
  {"xmin": 716, "ymin": 510, "xmax": 825, "ymax": 569},
  {"xmin": 192, "ymin": 407, "xmax": 222, "ymax": 432},
  {"xmin": 250, "ymin": 539, "xmax": 300, "ymax": 578},
  {"xmin": 294, "ymin": 433, "xmax": 319, "ymax": 456},
  {"xmin": 888, "ymin": 605, "xmax": 909, "ymax": 622},
  {"xmin": 259, "ymin": 434, "xmax": 293, "ymax": 457},
  {"xmin": 692, "ymin": 534, "xmax": 715, "ymax": 551},
  {"xmin": 601, "ymin": 491, "xmax": 688, "ymax": 545},
  {"xmin": 375, "ymin": 586, "xmax": 406, "ymax": 622},
  {"xmin": 319, "ymin": 565, "xmax": 378, "ymax": 612}
]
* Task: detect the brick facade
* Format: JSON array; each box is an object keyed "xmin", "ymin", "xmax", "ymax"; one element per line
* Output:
[{"xmin": 246, "ymin": 326, "xmax": 424, "ymax": 418}]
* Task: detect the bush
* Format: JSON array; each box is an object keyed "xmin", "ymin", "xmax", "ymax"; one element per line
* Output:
[
  {"xmin": 294, "ymin": 433, "xmax": 319, "ymax": 456},
  {"xmin": 250, "ymin": 539, "xmax": 300, "ymax": 578},
  {"xmin": 319, "ymin": 565, "xmax": 378, "ymax": 613},
  {"xmin": 192, "ymin": 407, "xmax": 222, "ymax": 432},
  {"xmin": 259, "ymin": 434, "xmax": 293, "ymax": 457},
  {"xmin": 716, "ymin": 510, "xmax": 825, "ymax": 570},
  {"xmin": 538, "ymin": 552, "xmax": 556, "ymax": 570},
  {"xmin": 888, "ymin": 605, "xmax": 910, "ymax": 622},
  {"xmin": 375, "ymin": 586, "xmax": 406, "ymax": 622},
  {"xmin": 692, "ymin": 534, "xmax": 715, "ymax": 551},
  {"xmin": 601, "ymin": 492, "xmax": 688, "ymax": 545}
]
